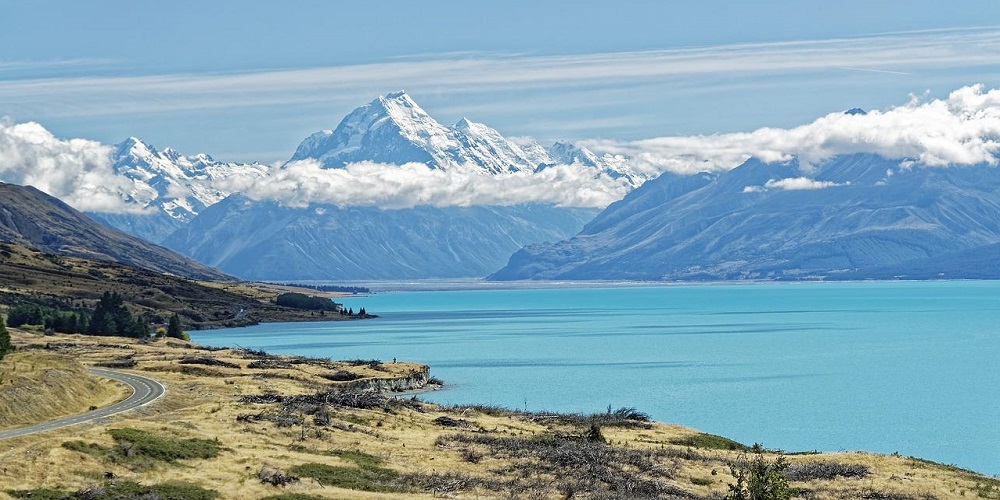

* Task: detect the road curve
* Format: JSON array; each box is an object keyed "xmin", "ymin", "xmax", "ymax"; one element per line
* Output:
[{"xmin": 0, "ymin": 368, "xmax": 165, "ymax": 440}]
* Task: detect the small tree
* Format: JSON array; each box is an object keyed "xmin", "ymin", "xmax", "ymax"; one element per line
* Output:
[
  {"xmin": 0, "ymin": 319, "xmax": 10, "ymax": 361},
  {"xmin": 726, "ymin": 444, "xmax": 791, "ymax": 500}
]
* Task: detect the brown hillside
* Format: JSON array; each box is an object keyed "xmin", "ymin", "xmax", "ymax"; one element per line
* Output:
[
  {"xmin": 0, "ymin": 243, "xmax": 359, "ymax": 329},
  {"xmin": 0, "ymin": 182, "xmax": 228, "ymax": 281}
]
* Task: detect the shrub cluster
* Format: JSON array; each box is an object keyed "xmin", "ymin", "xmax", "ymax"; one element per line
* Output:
[{"xmin": 275, "ymin": 292, "xmax": 339, "ymax": 311}]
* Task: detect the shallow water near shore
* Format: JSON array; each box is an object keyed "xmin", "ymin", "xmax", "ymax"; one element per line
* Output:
[{"xmin": 194, "ymin": 281, "xmax": 1000, "ymax": 475}]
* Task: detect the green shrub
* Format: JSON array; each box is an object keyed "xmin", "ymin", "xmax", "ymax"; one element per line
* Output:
[
  {"xmin": 289, "ymin": 462, "xmax": 398, "ymax": 492},
  {"xmin": 672, "ymin": 432, "xmax": 749, "ymax": 451},
  {"xmin": 7, "ymin": 481, "xmax": 217, "ymax": 500},
  {"xmin": 726, "ymin": 445, "xmax": 791, "ymax": 500},
  {"xmin": 5, "ymin": 489, "xmax": 69, "ymax": 500},
  {"xmin": 107, "ymin": 428, "xmax": 221, "ymax": 462},
  {"xmin": 276, "ymin": 292, "xmax": 339, "ymax": 311}
]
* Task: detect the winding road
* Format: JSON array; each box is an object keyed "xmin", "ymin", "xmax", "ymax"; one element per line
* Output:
[{"xmin": 0, "ymin": 368, "xmax": 165, "ymax": 440}]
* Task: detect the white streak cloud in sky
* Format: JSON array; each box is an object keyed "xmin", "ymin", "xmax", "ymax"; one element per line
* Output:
[
  {"xmin": 218, "ymin": 160, "xmax": 629, "ymax": 209},
  {"xmin": 1, "ymin": 28, "xmax": 999, "ymax": 119},
  {"xmin": 0, "ymin": 120, "xmax": 144, "ymax": 213},
  {"xmin": 583, "ymin": 84, "xmax": 1000, "ymax": 174}
]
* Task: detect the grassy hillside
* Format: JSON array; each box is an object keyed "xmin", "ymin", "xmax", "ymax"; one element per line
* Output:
[
  {"xmin": 0, "ymin": 182, "xmax": 228, "ymax": 281},
  {"xmin": 0, "ymin": 350, "xmax": 126, "ymax": 430},
  {"xmin": 1, "ymin": 330, "xmax": 996, "ymax": 499},
  {"xmin": 0, "ymin": 243, "xmax": 360, "ymax": 329}
]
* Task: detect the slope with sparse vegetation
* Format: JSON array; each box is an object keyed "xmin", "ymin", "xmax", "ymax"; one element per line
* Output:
[
  {"xmin": 0, "ymin": 350, "xmax": 127, "ymax": 430},
  {"xmin": 0, "ymin": 243, "xmax": 368, "ymax": 330},
  {"xmin": 1, "ymin": 328, "xmax": 997, "ymax": 499}
]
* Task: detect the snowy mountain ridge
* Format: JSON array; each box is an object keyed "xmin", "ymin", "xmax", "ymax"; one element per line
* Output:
[
  {"xmin": 87, "ymin": 137, "xmax": 269, "ymax": 243},
  {"xmin": 288, "ymin": 91, "xmax": 645, "ymax": 185},
  {"xmin": 111, "ymin": 137, "xmax": 268, "ymax": 222}
]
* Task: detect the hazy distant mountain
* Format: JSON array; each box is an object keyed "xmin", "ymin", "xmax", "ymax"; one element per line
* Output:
[
  {"xmin": 289, "ymin": 91, "xmax": 643, "ymax": 184},
  {"xmin": 163, "ymin": 194, "xmax": 597, "ymax": 280},
  {"xmin": 0, "ymin": 182, "xmax": 229, "ymax": 280},
  {"xmin": 87, "ymin": 137, "xmax": 268, "ymax": 243},
  {"xmin": 490, "ymin": 153, "xmax": 1000, "ymax": 281}
]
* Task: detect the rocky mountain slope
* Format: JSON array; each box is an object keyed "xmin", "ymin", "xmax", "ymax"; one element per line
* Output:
[
  {"xmin": 490, "ymin": 153, "xmax": 1000, "ymax": 281},
  {"xmin": 164, "ymin": 195, "xmax": 597, "ymax": 280}
]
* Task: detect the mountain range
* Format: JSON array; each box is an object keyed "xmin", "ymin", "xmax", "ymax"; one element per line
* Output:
[
  {"xmin": 163, "ymin": 92, "xmax": 615, "ymax": 279},
  {"xmin": 14, "ymin": 93, "xmax": 1000, "ymax": 283},
  {"xmin": 78, "ymin": 91, "xmax": 633, "ymax": 280},
  {"xmin": 490, "ymin": 153, "xmax": 1000, "ymax": 281}
]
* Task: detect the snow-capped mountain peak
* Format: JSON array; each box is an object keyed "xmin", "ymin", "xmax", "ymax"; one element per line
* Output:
[
  {"xmin": 289, "ymin": 92, "xmax": 644, "ymax": 180},
  {"xmin": 547, "ymin": 141, "xmax": 603, "ymax": 167}
]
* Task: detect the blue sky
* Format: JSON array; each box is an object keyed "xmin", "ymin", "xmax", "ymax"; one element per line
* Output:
[{"xmin": 2, "ymin": 1, "xmax": 1000, "ymax": 162}]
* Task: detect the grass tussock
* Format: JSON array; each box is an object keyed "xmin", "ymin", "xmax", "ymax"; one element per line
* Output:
[{"xmin": 288, "ymin": 445, "xmax": 384, "ymax": 469}]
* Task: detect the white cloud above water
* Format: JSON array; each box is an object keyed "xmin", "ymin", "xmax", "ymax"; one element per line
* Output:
[{"xmin": 583, "ymin": 84, "xmax": 1000, "ymax": 175}]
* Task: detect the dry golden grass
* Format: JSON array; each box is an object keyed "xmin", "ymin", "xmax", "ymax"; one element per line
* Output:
[
  {"xmin": 0, "ymin": 329, "xmax": 996, "ymax": 499},
  {"xmin": 0, "ymin": 350, "xmax": 128, "ymax": 430}
]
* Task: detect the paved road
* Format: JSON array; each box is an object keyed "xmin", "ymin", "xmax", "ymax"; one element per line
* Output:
[{"xmin": 0, "ymin": 368, "xmax": 165, "ymax": 440}]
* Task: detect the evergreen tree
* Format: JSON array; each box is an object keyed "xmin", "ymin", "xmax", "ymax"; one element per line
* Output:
[
  {"xmin": 0, "ymin": 319, "xmax": 10, "ymax": 361},
  {"xmin": 131, "ymin": 315, "xmax": 150, "ymax": 338},
  {"xmin": 166, "ymin": 313, "xmax": 185, "ymax": 339},
  {"xmin": 89, "ymin": 291, "xmax": 134, "ymax": 336}
]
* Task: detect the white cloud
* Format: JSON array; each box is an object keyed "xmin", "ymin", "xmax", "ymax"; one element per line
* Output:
[
  {"xmin": 0, "ymin": 120, "xmax": 144, "ymax": 213},
  {"xmin": 583, "ymin": 84, "xmax": 1000, "ymax": 174},
  {"xmin": 1, "ymin": 28, "xmax": 999, "ymax": 119},
  {"xmin": 766, "ymin": 177, "xmax": 846, "ymax": 191},
  {"xmin": 220, "ymin": 160, "xmax": 630, "ymax": 209}
]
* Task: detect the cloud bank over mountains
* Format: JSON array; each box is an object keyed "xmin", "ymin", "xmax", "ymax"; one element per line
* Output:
[
  {"xmin": 0, "ymin": 120, "xmax": 143, "ymax": 213},
  {"xmin": 222, "ymin": 161, "xmax": 628, "ymax": 209},
  {"xmin": 1, "ymin": 85, "xmax": 1000, "ymax": 214},
  {"xmin": 584, "ymin": 84, "xmax": 1000, "ymax": 175}
]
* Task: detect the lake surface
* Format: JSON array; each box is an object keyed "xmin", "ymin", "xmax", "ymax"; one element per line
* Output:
[{"xmin": 194, "ymin": 281, "xmax": 1000, "ymax": 475}]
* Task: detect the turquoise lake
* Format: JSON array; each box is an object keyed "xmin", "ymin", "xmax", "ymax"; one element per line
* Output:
[{"xmin": 193, "ymin": 281, "xmax": 1000, "ymax": 475}]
